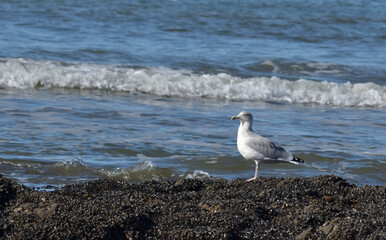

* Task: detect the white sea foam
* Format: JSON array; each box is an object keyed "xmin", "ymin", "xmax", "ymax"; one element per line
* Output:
[
  {"xmin": 1, "ymin": 58, "xmax": 385, "ymax": 108},
  {"xmin": 184, "ymin": 170, "xmax": 211, "ymax": 179}
]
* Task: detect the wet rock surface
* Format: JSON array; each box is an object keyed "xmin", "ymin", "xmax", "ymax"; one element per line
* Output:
[{"xmin": 0, "ymin": 174, "xmax": 384, "ymax": 240}]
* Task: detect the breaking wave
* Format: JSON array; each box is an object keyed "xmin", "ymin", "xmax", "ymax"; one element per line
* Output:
[{"xmin": 1, "ymin": 58, "xmax": 385, "ymax": 108}]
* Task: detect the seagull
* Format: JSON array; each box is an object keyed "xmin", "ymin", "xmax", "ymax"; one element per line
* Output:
[{"xmin": 231, "ymin": 111, "xmax": 304, "ymax": 181}]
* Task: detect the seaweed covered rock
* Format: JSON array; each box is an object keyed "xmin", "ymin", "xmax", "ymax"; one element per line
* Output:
[{"xmin": 0, "ymin": 174, "xmax": 384, "ymax": 239}]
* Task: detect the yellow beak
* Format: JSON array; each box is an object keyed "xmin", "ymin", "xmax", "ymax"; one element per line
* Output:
[{"xmin": 231, "ymin": 116, "xmax": 239, "ymax": 120}]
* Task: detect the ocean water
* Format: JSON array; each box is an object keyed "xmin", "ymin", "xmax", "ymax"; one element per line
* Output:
[{"xmin": 0, "ymin": 0, "xmax": 385, "ymax": 187}]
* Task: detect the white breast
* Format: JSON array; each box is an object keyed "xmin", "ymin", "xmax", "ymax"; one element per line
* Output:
[{"xmin": 237, "ymin": 131, "xmax": 264, "ymax": 161}]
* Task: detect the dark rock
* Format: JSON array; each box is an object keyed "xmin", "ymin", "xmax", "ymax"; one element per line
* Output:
[{"xmin": 0, "ymin": 174, "xmax": 384, "ymax": 239}]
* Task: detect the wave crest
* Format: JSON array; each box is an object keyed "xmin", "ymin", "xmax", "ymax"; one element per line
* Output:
[{"xmin": 1, "ymin": 58, "xmax": 385, "ymax": 107}]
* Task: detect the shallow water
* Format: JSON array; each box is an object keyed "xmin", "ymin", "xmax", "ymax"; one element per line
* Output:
[
  {"xmin": 0, "ymin": 87, "xmax": 384, "ymax": 187},
  {"xmin": 0, "ymin": 0, "xmax": 385, "ymax": 186}
]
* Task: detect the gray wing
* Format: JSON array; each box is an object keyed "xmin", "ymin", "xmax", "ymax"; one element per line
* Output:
[{"xmin": 246, "ymin": 132, "xmax": 292, "ymax": 160}]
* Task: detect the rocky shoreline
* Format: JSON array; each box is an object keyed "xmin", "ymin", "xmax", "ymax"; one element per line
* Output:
[{"xmin": 0, "ymin": 174, "xmax": 384, "ymax": 239}]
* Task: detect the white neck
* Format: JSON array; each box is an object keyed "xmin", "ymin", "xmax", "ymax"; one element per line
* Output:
[{"xmin": 239, "ymin": 120, "xmax": 253, "ymax": 132}]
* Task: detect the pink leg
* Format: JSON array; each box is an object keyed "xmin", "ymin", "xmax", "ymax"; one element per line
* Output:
[{"xmin": 246, "ymin": 161, "xmax": 259, "ymax": 181}]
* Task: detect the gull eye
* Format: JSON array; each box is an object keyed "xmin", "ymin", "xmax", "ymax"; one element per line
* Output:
[{"xmin": 243, "ymin": 114, "xmax": 247, "ymax": 116}]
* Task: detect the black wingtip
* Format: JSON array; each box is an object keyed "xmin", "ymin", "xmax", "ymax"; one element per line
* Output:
[{"xmin": 292, "ymin": 156, "xmax": 304, "ymax": 163}]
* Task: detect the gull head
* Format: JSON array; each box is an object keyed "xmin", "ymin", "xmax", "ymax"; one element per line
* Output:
[{"xmin": 231, "ymin": 111, "xmax": 253, "ymax": 124}]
